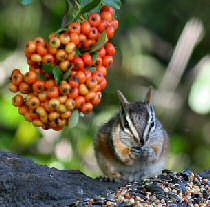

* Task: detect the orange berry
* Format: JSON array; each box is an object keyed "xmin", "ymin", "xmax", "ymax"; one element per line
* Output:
[
  {"xmin": 40, "ymin": 116, "xmax": 48, "ymax": 124},
  {"xmin": 101, "ymin": 11, "xmax": 112, "ymax": 22},
  {"xmin": 59, "ymin": 33, "xmax": 70, "ymax": 45},
  {"xmin": 81, "ymin": 22, "xmax": 91, "ymax": 35},
  {"xmin": 56, "ymin": 49, "xmax": 67, "ymax": 61},
  {"xmin": 59, "ymin": 60, "xmax": 70, "ymax": 72},
  {"xmin": 58, "ymin": 104, "xmax": 68, "ymax": 113},
  {"xmin": 47, "ymin": 86, "xmax": 59, "ymax": 98},
  {"xmin": 38, "ymin": 91, "xmax": 47, "ymax": 102},
  {"xmin": 30, "ymin": 109, "xmax": 40, "ymax": 119},
  {"xmin": 36, "ymin": 106, "xmax": 47, "ymax": 117},
  {"xmin": 97, "ymin": 65, "xmax": 107, "ymax": 76},
  {"xmin": 24, "ymin": 111, "xmax": 33, "ymax": 122},
  {"xmin": 34, "ymin": 37, "xmax": 45, "ymax": 45},
  {"xmin": 33, "ymin": 80, "xmax": 45, "ymax": 93},
  {"xmin": 76, "ymin": 71, "xmax": 86, "ymax": 83},
  {"xmin": 105, "ymin": 42, "xmax": 116, "ymax": 56},
  {"xmin": 18, "ymin": 105, "xmax": 29, "ymax": 115},
  {"xmin": 49, "ymin": 37, "xmax": 60, "ymax": 48},
  {"xmin": 85, "ymin": 91, "xmax": 96, "ymax": 102},
  {"xmin": 48, "ymin": 46, "xmax": 57, "ymax": 55},
  {"xmin": 65, "ymin": 42, "xmax": 76, "ymax": 53},
  {"xmin": 100, "ymin": 78, "xmax": 108, "ymax": 90},
  {"xmin": 72, "ymin": 57, "xmax": 84, "ymax": 70},
  {"xmin": 60, "ymin": 81, "xmax": 71, "ymax": 95},
  {"xmin": 65, "ymin": 98, "xmax": 75, "ymax": 111},
  {"xmin": 92, "ymin": 71, "xmax": 104, "ymax": 84},
  {"xmin": 99, "ymin": 46, "xmax": 106, "ymax": 57},
  {"xmin": 111, "ymin": 19, "xmax": 119, "ymax": 30},
  {"xmin": 92, "ymin": 92, "xmax": 102, "ymax": 106},
  {"xmin": 19, "ymin": 82, "xmax": 31, "ymax": 94},
  {"xmin": 88, "ymin": 27, "xmax": 99, "ymax": 39},
  {"xmin": 95, "ymin": 56, "xmax": 103, "ymax": 66},
  {"xmin": 45, "ymin": 79, "xmax": 56, "ymax": 90},
  {"xmin": 31, "ymin": 54, "xmax": 42, "ymax": 62},
  {"xmin": 79, "ymin": 34, "xmax": 87, "ymax": 44},
  {"xmin": 25, "ymin": 41, "xmax": 36, "ymax": 53},
  {"xmin": 70, "ymin": 33, "xmax": 80, "ymax": 45},
  {"xmin": 98, "ymin": 20, "xmax": 109, "ymax": 33},
  {"xmin": 28, "ymin": 96, "xmax": 40, "ymax": 109},
  {"xmin": 79, "ymin": 84, "xmax": 89, "ymax": 95},
  {"xmin": 68, "ymin": 87, "xmax": 79, "ymax": 99},
  {"xmin": 69, "ymin": 76, "xmax": 79, "ymax": 88},
  {"xmin": 81, "ymin": 102, "xmax": 93, "ymax": 114},
  {"xmin": 12, "ymin": 72, "xmax": 24, "ymax": 86},
  {"xmin": 69, "ymin": 22, "xmax": 81, "ymax": 34},
  {"xmin": 101, "ymin": 6, "xmax": 115, "ymax": 16},
  {"xmin": 12, "ymin": 94, "xmax": 24, "ymax": 107},
  {"xmin": 75, "ymin": 96, "xmax": 85, "ymax": 108},
  {"xmin": 49, "ymin": 98, "xmax": 60, "ymax": 111},
  {"xmin": 67, "ymin": 51, "xmax": 76, "ymax": 61},
  {"xmin": 32, "ymin": 119, "xmax": 43, "ymax": 127},
  {"xmin": 36, "ymin": 44, "xmax": 48, "ymax": 56},
  {"xmin": 42, "ymin": 54, "xmax": 55, "ymax": 64},
  {"xmin": 24, "ymin": 71, "xmax": 37, "ymax": 84},
  {"xmin": 102, "ymin": 55, "xmax": 114, "ymax": 67},
  {"xmin": 106, "ymin": 26, "xmax": 115, "ymax": 39},
  {"xmin": 86, "ymin": 77, "xmax": 98, "ymax": 89},
  {"xmin": 89, "ymin": 13, "xmax": 101, "ymax": 27},
  {"xmin": 61, "ymin": 111, "xmax": 72, "ymax": 119},
  {"xmin": 58, "ymin": 95, "xmax": 67, "ymax": 104},
  {"xmin": 84, "ymin": 69, "xmax": 92, "ymax": 80},
  {"xmin": 49, "ymin": 111, "xmax": 60, "ymax": 121},
  {"xmin": 9, "ymin": 83, "xmax": 19, "ymax": 93},
  {"xmin": 82, "ymin": 53, "xmax": 93, "ymax": 66}
]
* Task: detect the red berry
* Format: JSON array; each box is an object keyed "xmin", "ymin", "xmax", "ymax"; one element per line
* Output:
[
  {"xmin": 82, "ymin": 53, "xmax": 93, "ymax": 66},
  {"xmin": 105, "ymin": 43, "xmax": 116, "ymax": 56},
  {"xmin": 72, "ymin": 57, "xmax": 84, "ymax": 70},
  {"xmin": 69, "ymin": 23, "xmax": 81, "ymax": 34},
  {"xmin": 102, "ymin": 56, "xmax": 114, "ymax": 67},
  {"xmin": 81, "ymin": 22, "xmax": 91, "ymax": 35},
  {"xmin": 101, "ymin": 6, "xmax": 115, "ymax": 17},
  {"xmin": 81, "ymin": 102, "xmax": 93, "ymax": 114},
  {"xmin": 89, "ymin": 13, "xmax": 101, "ymax": 27}
]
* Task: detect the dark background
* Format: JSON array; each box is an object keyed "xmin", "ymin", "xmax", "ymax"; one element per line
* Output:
[{"xmin": 0, "ymin": 0, "xmax": 210, "ymax": 177}]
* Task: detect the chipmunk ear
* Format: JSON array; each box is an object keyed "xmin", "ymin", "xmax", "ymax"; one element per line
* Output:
[
  {"xmin": 117, "ymin": 90, "xmax": 129, "ymax": 108},
  {"xmin": 145, "ymin": 86, "xmax": 152, "ymax": 105}
]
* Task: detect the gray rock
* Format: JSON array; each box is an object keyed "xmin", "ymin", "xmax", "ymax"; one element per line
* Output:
[{"xmin": 0, "ymin": 151, "xmax": 121, "ymax": 207}]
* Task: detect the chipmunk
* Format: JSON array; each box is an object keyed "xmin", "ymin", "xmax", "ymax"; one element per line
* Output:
[{"xmin": 94, "ymin": 88, "xmax": 169, "ymax": 182}]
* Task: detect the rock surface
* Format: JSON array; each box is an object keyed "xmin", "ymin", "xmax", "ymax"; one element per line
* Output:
[
  {"xmin": 0, "ymin": 151, "xmax": 209, "ymax": 207},
  {"xmin": 0, "ymin": 151, "xmax": 121, "ymax": 207}
]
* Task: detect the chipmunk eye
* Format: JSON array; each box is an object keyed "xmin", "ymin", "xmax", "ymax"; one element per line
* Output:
[{"xmin": 124, "ymin": 119, "xmax": 129, "ymax": 129}]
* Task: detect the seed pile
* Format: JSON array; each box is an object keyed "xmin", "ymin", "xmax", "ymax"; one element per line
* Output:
[{"xmin": 72, "ymin": 170, "xmax": 210, "ymax": 207}]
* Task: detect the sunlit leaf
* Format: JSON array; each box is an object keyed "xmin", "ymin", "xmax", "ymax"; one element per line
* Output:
[
  {"xmin": 53, "ymin": 67, "xmax": 63, "ymax": 85},
  {"xmin": 68, "ymin": 110, "xmax": 79, "ymax": 128},
  {"xmin": 43, "ymin": 64, "xmax": 54, "ymax": 74},
  {"xmin": 90, "ymin": 32, "xmax": 108, "ymax": 53},
  {"xmin": 102, "ymin": 0, "xmax": 122, "ymax": 9},
  {"xmin": 19, "ymin": 0, "xmax": 33, "ymax": 6}
]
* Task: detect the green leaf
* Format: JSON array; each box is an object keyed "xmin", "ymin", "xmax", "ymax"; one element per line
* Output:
[
  {"xmin": 68, "ymin": 110, "xmax": 79, "ymax": 128},
  {"xmin": 37, "ymin": 73, "xmax": 48, "ymax": 81},
  {"xmin": 102, "ymin": 0, "xmax": 122, "ymax": 9},
  {"xmin": 53, "ymin": 67, "xmax": 63, "ymax": 85},
  {"xmin": 76, "ymin": 48, "xmax": 82, "ymax": 57},
  {"xmin": 79, "ymin": 0, "xmax": 92, "ymax": 6},
  {"xmin": 19, "ymin": 0, "xmax": 33, "ymax": 6},
  {"xmin": 80, "ymin": 0, "xmax": 102, "ymax": 14},
  {"xmin": 42, "ymin": 64, "xmax": 54, "ymax": 74},
  {"xmin": 90, "ymin": 32, "xmax": 108, "ymax": 53},
  {"xmin": 63, "ymin": 66, "xmax": 73, "ymax": 81},
  {"xmin": 92, "ymin": 53, "xmax": 99, "ymax": 64},
  {"xmin": 88, "ymin": 67, "xmax": 97, "ymax": 72}
]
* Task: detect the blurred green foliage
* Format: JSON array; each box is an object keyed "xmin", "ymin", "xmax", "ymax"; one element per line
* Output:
[{"xmin": 0, "ymin": 0, "xmax": 210, "ymax": 177}]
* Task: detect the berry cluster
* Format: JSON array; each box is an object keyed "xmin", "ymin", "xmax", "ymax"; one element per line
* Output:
[{"xmin": 9, "ymin": 6, "xmax": 119, "ymax": 131}]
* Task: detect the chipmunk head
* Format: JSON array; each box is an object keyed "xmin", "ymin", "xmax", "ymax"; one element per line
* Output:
[{"xmin": 117, "ymin": 87, "xmax": 156, "ymax": 147}]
